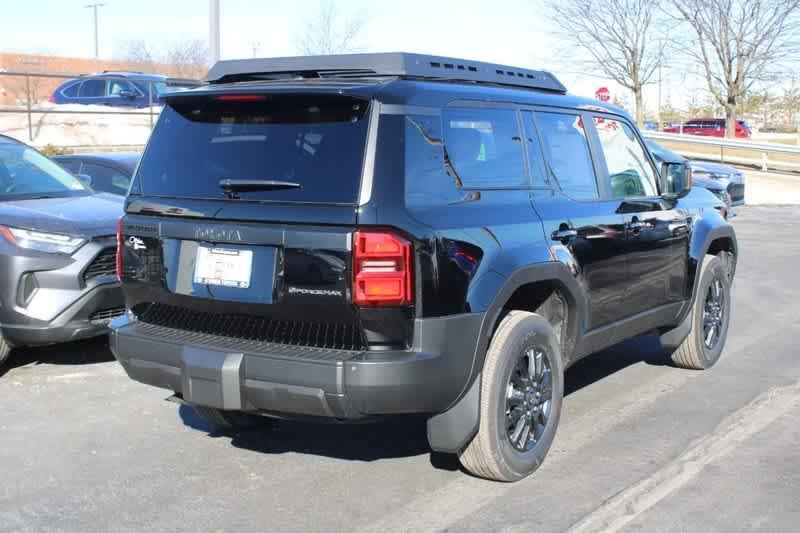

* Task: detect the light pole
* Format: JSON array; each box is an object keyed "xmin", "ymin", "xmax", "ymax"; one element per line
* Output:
[
  {"xmin": 85, "ymin": 3, "xmax": 106, "ymax": 73},
  {"xmin": 209, "ymin": 0, "xmax": 220, "ymax": 65}
]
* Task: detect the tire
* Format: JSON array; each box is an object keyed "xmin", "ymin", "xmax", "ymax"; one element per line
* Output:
[
  {"xmin": 192, "ymin": 405, "xmax": 272, "ymax": 431},
  {"xmin": 459, "ymin": 311, "xmax": 564, "ymax": 482},
  {"xmin": 0, "ymin": 328, "xmax": 11, "ymax": 368},
  {"xmin": 669, "ymin": 254, "xmax": 732, "ymax": 370}
]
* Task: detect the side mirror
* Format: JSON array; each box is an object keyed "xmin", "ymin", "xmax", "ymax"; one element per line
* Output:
[
  {"xmin": 660, "ymin": 162, "xmax": 692, "ymax": 197},
  {"xmin": 118, "ymin": 89, "xmax": 136, "ymax": 100},
  {"xmin": 76, "ymin": 173, "xmax": 93, "ymax": 186}
]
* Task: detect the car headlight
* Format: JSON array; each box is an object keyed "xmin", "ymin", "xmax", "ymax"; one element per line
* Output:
[{"xmin": 0, "ymin": 226, "xmax": 86, "ymax": 254}]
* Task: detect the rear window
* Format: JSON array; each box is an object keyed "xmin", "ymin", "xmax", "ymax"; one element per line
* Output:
[{"xmin": 133, "ymin": 95, "xmax": 369, "ymax": 203}]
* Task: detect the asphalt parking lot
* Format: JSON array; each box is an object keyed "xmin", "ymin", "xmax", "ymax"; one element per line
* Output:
[{"xmin": 2, "ymin": 204, "xmax": 799, "ymax": 532}]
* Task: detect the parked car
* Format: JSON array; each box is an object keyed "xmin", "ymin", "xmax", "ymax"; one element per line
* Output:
[
  {"xmin": 689, "ymin": 160, "xmax": 746, "ymax": 206},
  {"xmin": 663, "ymin": 118, "xmax": 752, "ymax": 138},
  {"xmin": 110, "ymin": 53, "xmax": 736, "ymax": 482},
  {"xmin": 53, "ymin": 152, "xmax": 140, "ymax": 196},
  {"xmin": 645, "ymin": 140, "xmax": 745, "ymax": 207},
  {"xmin": 0, "ymin": 135, "xmax": 124, "ymax": 367},
  {"xmin": 646, "ymin": 140, "xmax": 733, "ymax": 214},
  {"xmin": 642, "ymin": 120, "xmax": 659, "ymax": 131},
  {"xmin": 49, "ymin": 72, "xmax": 200, "ymax": 108}
]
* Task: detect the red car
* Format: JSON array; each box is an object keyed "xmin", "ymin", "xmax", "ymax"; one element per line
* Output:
[{"xmin": 664, "ymin": 118, "xmax": 751, "ymax": 138}]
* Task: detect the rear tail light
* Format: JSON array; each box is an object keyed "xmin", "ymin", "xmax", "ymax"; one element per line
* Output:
[
  {"xmin": 48, "ymin": 93, "xmax": 57, "ymax": 104},
  {"xmin": 115, "ymin": 218, "xmax": 123, "ymax": 280},
  {"xmin": 353, "ymin": 230, "xmax": 413, "ymax": 307}
]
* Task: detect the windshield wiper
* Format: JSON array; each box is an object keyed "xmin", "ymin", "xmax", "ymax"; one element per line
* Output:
[{"xmin": 218, "ymin": 179, "xmax": 301, "ymax": 199}]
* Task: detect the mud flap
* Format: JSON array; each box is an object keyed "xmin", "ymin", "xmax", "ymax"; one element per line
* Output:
[
  {"xmin": 181, "ymin": 347, "xmax": 244, "ymax": 410},
  {"xmin": 426, "ymin": 374, "xmax": 480, "ymax": 453}
]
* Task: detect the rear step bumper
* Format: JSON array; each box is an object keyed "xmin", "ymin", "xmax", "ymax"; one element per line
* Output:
[{"xmin": 109, "ymin": 313, "xmax": 483, "ymax": 419}]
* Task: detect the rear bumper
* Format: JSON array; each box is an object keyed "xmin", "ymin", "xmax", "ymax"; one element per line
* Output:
[{"xmin": 110, "ymin": 312, "xmax": 483, "ymax": 419}]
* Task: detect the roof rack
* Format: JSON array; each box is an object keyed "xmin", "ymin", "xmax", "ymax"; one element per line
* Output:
[{"xmin": 205, "ymin": 52, "xmax": 567, "ymax": 94}]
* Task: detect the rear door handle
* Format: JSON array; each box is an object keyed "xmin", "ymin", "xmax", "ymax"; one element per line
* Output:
[{"xmin": 551, "ymin": 228, "xmax": 578, "ymax": 241}]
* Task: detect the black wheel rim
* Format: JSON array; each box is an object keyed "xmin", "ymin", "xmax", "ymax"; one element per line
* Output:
[
  {"xmin": 703, "ymin": 277, "xmax": 725, "ymax": 350},
  {"xmin": 505, "ymin": 346, "xmax": 553, "ymax": 452}
]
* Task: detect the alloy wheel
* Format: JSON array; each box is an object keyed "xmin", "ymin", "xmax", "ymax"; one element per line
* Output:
[{"xmin": 505, "ymin": 346, "xmax": 553, "ymax": 452}]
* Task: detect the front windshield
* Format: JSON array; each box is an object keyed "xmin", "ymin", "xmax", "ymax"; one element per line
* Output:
[{"xmin": 0, "ymin": 142, "xmax": 89, "ymax": 200}]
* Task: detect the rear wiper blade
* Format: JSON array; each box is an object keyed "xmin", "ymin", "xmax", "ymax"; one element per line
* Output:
[{"xmin": 218, "ymin": 178, "xmax": 301, "ymax": 199}]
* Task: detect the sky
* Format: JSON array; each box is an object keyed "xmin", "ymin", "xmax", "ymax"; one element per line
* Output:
[{"xmin": 0, "ymin": 0, "xmax": 701, "ymax": 113}]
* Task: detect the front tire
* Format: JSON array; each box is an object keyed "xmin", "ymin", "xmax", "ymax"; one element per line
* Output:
[
  {"xmin": 192, "ymin": 405, "xmax": 273, "ymax": 432},
  {"xmin": 668, "ymin": 254, "xmax": 732, "ymax": 370},
  {"xmin": 459, "ymin": 311, "xmax": 564, "ymax": 482}
]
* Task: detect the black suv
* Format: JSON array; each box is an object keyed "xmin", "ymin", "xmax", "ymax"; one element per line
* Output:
[{"xmin": 111, "ymin": 54, "xmax": 737, "ymax": 482}]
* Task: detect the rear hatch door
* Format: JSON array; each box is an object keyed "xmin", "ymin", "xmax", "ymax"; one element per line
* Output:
[{"xmin": 121, "ymin": 90, "xmax": 375, "ymax": 350}]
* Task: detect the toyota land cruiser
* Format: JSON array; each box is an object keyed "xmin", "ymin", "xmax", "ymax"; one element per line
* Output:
[{"xmin": 111, "ymin": 53, "xmax": 737, "ymax": 482}]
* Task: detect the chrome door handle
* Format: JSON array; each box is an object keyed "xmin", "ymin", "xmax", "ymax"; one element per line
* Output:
[{"xmin": 551, "ymin": 228, "xmax": 578, "ymax": 241}]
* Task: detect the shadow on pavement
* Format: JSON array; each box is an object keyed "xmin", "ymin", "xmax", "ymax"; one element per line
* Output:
[
  {"xmin": 178, "ymin": 334, "xmax": 673, "ymax": 471},
  {"xmin": 0, "ymin": 336, "xmax": 114, "ymax": 377}
]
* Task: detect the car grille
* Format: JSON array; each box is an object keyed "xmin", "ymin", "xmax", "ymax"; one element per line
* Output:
[
  {"xmin": 84, "ymin": 247, "xmax": 117, "ymax": 282},
  {"xmin": 136, "ymin": 303, "xmax": 367, "ymax": 352},
  {"xmin": 90, "ymin": 307, "xmax": 125, "ymax": 324}
]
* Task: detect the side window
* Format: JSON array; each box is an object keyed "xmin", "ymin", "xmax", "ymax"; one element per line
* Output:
[
  {"xmin": 520, "ymin": 112, "xmax": 548, "ymax": 186},
  {"xmin": 108, "ymin": 79, "xmax": 135, "ymax": 96},
  {"xmin": 535, "ymin": 111, "xmax": 598, "ymax": 199},
  {"xmin": 592, "ymin": 116, "xmax": 658, "ymax": 198},
  {"xmin": 442, "ymin": 108, "xmax": 525, "ymax": 188},
  {"xmin": 404, "ymin": 114, "xmax": 462, "ymax": 208},
  {"xmin": 57, "ymin": 159, "xmax": 81, "ymax": 174},
  {"xmin": 61, "ymin": 82, "xmax": 80, "ymax": 98},
  {"xmin": 78, "ymin": 79, "xmax": 106, "ymax": 98},
  {"xmin": 81, "ymin": 162, "xmax": 131, "ymax": 195}
]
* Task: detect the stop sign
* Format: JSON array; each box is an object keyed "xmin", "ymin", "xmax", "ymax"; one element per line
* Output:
[{"xmin": 595, "ymin": 87, "xmax": 610, "ymax": 103}]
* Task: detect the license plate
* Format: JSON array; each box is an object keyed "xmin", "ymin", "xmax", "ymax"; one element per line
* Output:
[{"xmin": 193, "ymin": 246, "xmax": 253, "ymax": 289}]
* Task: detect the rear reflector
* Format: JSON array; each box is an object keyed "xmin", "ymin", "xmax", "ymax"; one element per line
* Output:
[
  {"xmin": 353, "ymin": 231, "xmax": 413, "ymax": 307},
  {"xmin": 115, "ymin": 218, "xmax": 123, "ymax": 280}
]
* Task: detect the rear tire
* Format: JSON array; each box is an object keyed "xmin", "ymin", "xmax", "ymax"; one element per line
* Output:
[
  {"xmin": 668, "ymin": 254, "xmax": 731, "ymax": 370},
  {"xmin": 192, "ymin": 405, "xmax": 272, "ymax": 431},
  {"xmin": 0, "ymin": 328, "xmax": 11, "ymax": 368},
  {"xmin": 459, "ymin": 311, "xmax": 564, "ymax": 482}
]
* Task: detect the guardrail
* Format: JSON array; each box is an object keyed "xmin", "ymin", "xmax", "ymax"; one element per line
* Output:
[
  {"xmin": 0, "ymin": 70, "xmax": 200, "ymax": 145},
  {"xmin": 643, "ymin": 131, "xmax": 800, "ymax": 172}
]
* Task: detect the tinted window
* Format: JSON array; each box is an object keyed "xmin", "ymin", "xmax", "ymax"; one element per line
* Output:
[
  {"xmin": 443, "ymin": 108, "xmax": 525, "ymax": 187},
  {"xmin": 79, "ymin": 79, "xmax": 105, "ymax": 97},
  {"xmin": 81, "ymin": 162, "xmax": 131, "ymax": 195},
  {"xmin": 521, "ymin": 112, "xmax": 548, "ymax": 185},
  {"xmin": 535, "ymin": 111, "xmax": 598, "ymax": 199},
  {"xmin": 61, "ymin": 82, "xmax": 80, "ymax": 98},
  {"xmin": 134, "ymin": 96, "xmax": 369, "ymax": 203},
  {"xmin": 404, "ymin": 114, "xmax": 462, "ymax": 208},
  {"xmin": 593, "ymin": 117, "xmax": 657, "ymax": 198}
]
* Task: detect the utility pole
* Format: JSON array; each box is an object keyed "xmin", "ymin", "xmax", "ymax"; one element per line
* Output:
[
  {"xmin": 209, "ymin": 0, "xmax": 220, "ymax": 65},
  {"xmin": 84, "ymin": 3, "xmax": 105, "ymax": 73}
]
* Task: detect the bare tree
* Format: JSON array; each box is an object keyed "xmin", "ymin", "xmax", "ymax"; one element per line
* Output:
[
  {"xmin": 116, "ymin": 39, "xmax": 209, "ymax": 79},
  {"xmin": 672, "ymin": 0, "xmax": 800, "ymax": 137},
  {"xmin": 545, "ymin": 0, "xmax": 666, "ymax": 125},
  {"xmin": 117, "ymin": 39, "xmax": 155, "ymax": 67},
  {"xmin": 164, "ymin": 39, "xmax": 209, "ymax": 79},
  {"xmin": 294, "ymin": 0, "xmax": 365, "ymax": 56}
]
